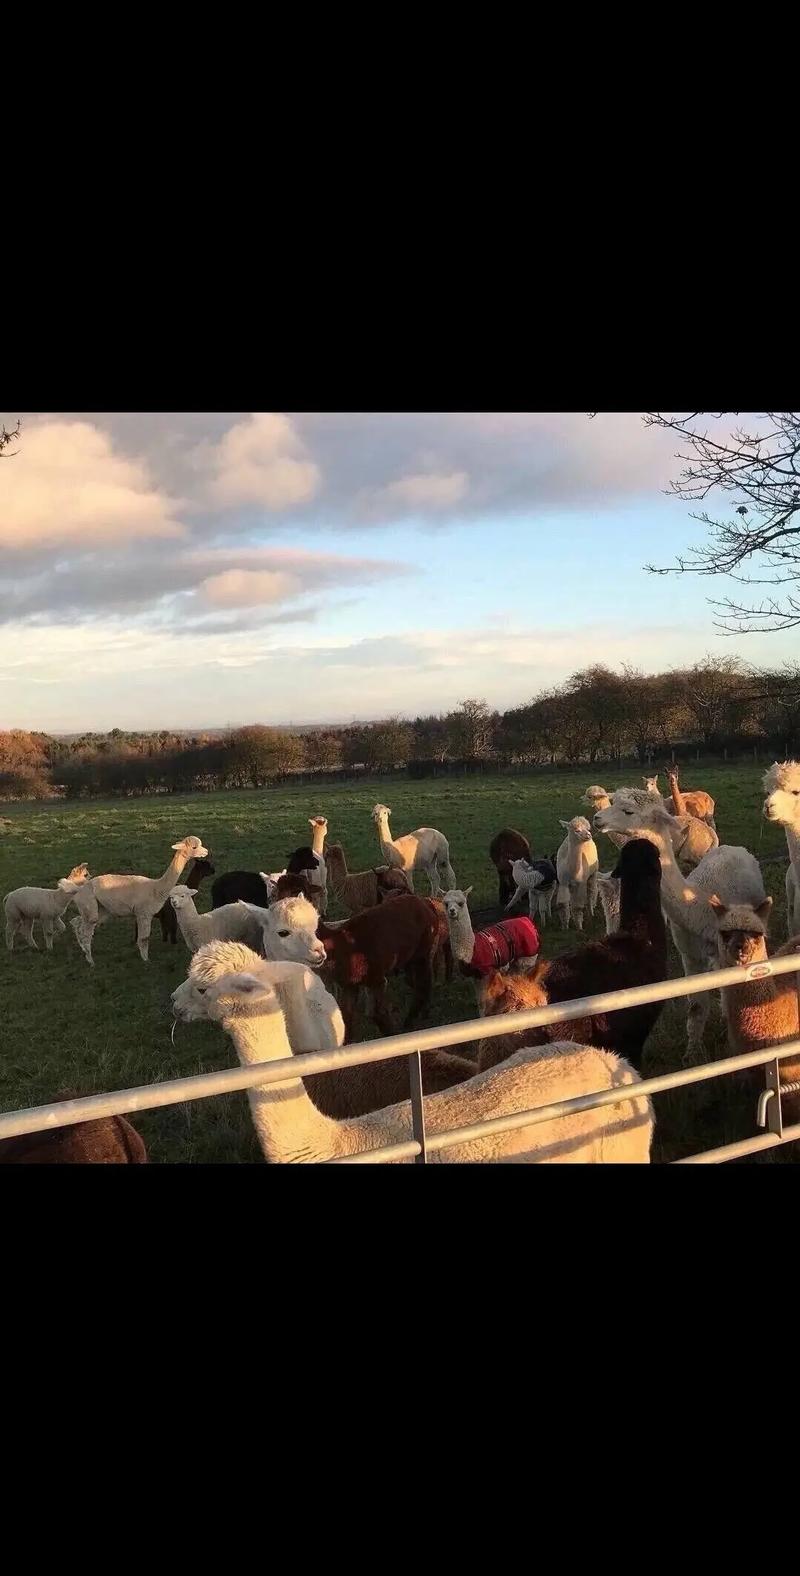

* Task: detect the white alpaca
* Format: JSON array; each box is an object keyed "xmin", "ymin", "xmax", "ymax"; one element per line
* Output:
[
  {"xmin": 642, "ymin": 775, "xmax": 671, "ymax": 809},
  {"xmin": 593, "ymin": 796, "xmax": 765, "ymax": 1058},
  {"xmin": 596, "ymin": 873, "xmax": 622, "ymax": 935},
  {"xmin": 70, "ymin": 835, "xmax": 208, "ymax": 964},
  {"xmin": 239, "ymin": 894, "xmax": 328, "ymax": 968},
  {"xmin": 586, "ymin": 784, "xmax": 716, "ymax": 870},
  {"xmin": 307, "ymin": 816, "xmax": 328, "ymax": 915},
  {"xmin": 169, "ymin": 888, "xmax": 267, "ymax": 953},
  {"xmin": 171, "ymin": 939, "xmax": 344, "ymax": 1053},
  {"xmin": 555, "ymin": 817, "xmax": 599, "ymax": 931},
  {"xmin": 4, "ymin": 864, "xmax": 90, "ymax": 952},
  {"xmin": 441, "ymin": 888, "xmax": 540, "ymax": 975},
  {"xmin": 505, "ymin": 858, "xmax": 555, "ymax": 924},
  {"xmin": 172, "ymin": 963, "xmax": 654, "ymax": 1163},
  {"xmin": 763, "ymin": 760, "xmax": 800, "ymax": 936},
  {"xmin": 371, "ymin": 803, "xmax": 456, "ymax": 897}
]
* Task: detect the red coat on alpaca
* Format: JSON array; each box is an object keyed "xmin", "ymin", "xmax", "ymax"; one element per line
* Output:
[{"xmin": 468, "ymin": 916, "xmax": 540, "ymax": 976}]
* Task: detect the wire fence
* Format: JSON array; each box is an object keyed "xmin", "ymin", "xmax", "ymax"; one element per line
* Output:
[{"xmin": 1, "ymin": 953, "xmax": 800, "ymax": 1163}]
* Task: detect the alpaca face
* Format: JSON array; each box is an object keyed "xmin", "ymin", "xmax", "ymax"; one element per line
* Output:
[
  {"xmin": 763, "ymin": 782, "xmax": 800, "ymax": 827},
  {"xmin": 371, "ymin": 804, "xmax": 390, "ymax": 822},
  {"xmin": 710, "ymin": 897, "xmax": 773, "ymax": 968},
  {"xmin": 442, "ymin": 887, "xmax": 472, "ymax": 921},
  {"xmin": 561, "ymin": 816, "xmax": 593, "ymax": 842},
  {"xmin": 169, "ymin": 885, "xmax": 195, "ymax": 908},
  {"xmin": 261, "ymin": 896, "xmax": 327, "ymax": 967},
  {"xmin": 643, "ymin": 776, "xmax": 660, "ymax": 794},
  {"xmin": 172, "ymin": 835, "xmax": 209, "ymax": 858}
]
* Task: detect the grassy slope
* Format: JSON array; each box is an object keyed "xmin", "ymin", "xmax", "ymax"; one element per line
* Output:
[{"xmin": 0, "ymin": 766, "xmax": 792, "ymax": 1163}]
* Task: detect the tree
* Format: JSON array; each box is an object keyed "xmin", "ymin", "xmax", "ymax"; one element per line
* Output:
[
  {"xmin": 447, "ymin": 699, "xmax": 496, "ymax": 760},
  {"xmin": 641, "ymin": 412, "xmax": 800, "ymax": 633},
  {"xmin": 228, "ymin": 725, "xmax": 305, "ymax": 786},
  {"xmin": 0, "ymin": 419, "xmax": 20, "ymax": 458}
]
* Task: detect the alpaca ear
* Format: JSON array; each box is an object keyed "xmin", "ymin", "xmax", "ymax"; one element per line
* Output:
[
  {"xmin": 708, "ymin": 895, "xmax": 727, "ymax": 916},
  {"xmin": 756, "ymin": 897, "xmax": 773, "ymax": 921},
  {"xmin": 230, "ymin": 972, "xmax": 269, "ymax": 997},
  {"xmin": 559, "ymin": 819, "xmax": 570, "ymax": 829},
  {"xmin": 172, "ymin": 841, "xmax": 185, "ymax": 851},
  {"xmin": 464, "ymin": 885, "xmax": 473, "ymax": 898}
]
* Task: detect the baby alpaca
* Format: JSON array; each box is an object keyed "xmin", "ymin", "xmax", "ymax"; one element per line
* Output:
[
  {"xmin": 505, "ymin": 857, "xmax": 557, "ymax": 925},
  {"xmin": 5, "ymin": 864, "xmax": 90, "ymax": 952},
  {"xmin": 169, "ymin": 887, "xmax": 266, "ymax": 953},
  {"xmin": 555, "ymin": 817, "xmax": 599, "ymax": 930}
]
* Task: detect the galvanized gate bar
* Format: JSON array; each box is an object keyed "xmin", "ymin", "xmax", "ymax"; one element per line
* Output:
[
  {"xmin": 675, "ymin": 1122, "xmax": 800, "ymax": 1164},
  {"xmin": 407, "ymin": 1051, "xmax": 428, "ymax": 1164}
]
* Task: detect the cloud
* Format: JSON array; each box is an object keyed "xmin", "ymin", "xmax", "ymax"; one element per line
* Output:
[
  {"xmin": 357, "ymin": 469, "xmax": 469, "ymax": 519},
  {"xmin": 0, "ymin": 544, "xmax": 413, "ymax": 628},
  {"xmin": 0, "ymin": 420, "xmax": 186, "ymax": 550},
  {"xmin": 196, "ymin": 412, "xmax": 320, "ymax": 509}
]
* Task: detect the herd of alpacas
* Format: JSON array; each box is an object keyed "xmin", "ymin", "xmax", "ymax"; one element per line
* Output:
[{"xmin": 3, "ymin": 763, "xmax": 800, "ymax": 1165}]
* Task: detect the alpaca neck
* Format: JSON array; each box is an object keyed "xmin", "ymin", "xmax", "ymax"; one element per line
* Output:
[
  {"xmin": 668, "ymin": 777, "xmax": 687, "ymax": 815},
  {"xmin": 276, "ymin": 973, "xmax": 324, "ymax": 1052},
  {"xmin": 653, "ymin": 839, "xmax": 710, "ymax": 935},
  {"xmin": 174, "ymin": 900, "xmax": 202, "ymax": 949},
  {"xmin": 783, "ymin": 820, "xmax": 800, "ymax": 875},
  {"xmin": 310, "ymin": 826, "xmax": 326, "ymax": 856},
  {"xmin": 224, "ymin": 1003, "xmax": 347, "ymax": 1163},
  {"xmin": 619, "ymin": 875, "xmax": 667, "ymax": 955},
  {"xmin": 153, "ymin": 850, "xmax": 190, "ymax": 905},
  {"xmin": 326, "ymin": 855, "xmax": 347, "ymax": 898},
  {"xmin": 54, "ymin": 887, "xmax": 79, "ymax": 916},
  {"xmin": 449, "ymin": 910, "xmax": 476, "ymax": 963}
]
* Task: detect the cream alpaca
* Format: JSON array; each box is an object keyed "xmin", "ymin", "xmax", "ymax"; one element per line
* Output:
[
  {"xmin": 169, "ymin": 888, "xmax": 267, "ymax": 953},
  {"xmin": 172, "ymin": 939, "xmax": 344, "ymax": 1053},
  {"xmin": 4, "ymin": 864, "xmax": 90, "ymax": 952},
  {"xmin": 762, "ymin": 760, "xmax": 800, "ymax": 936},
  {"xmin": 555, "ymin": 817, "xmax": 599, "ymax": 931},
  {"xmin": 71, "ymin": 835, "xmax": 208, "ymax": 964},
  {"xmin": 708, "ymin": 896, "xmax": 800, "ymax": 1115},
  {"xmin": 594, "ymin": 797, "xmax": 765, "ymax": 1058},
  {"xmin": 371, "ymin": 803, "xmax": 457, "ymax": 897},
  {"xmin": 665, "ymin": 767, "xmax": 716, "ymax": 829},
  {"xmin": 324, "ymin": 843, "xmax": 410, "ymax": 915},
  {"xmin": 172, "ymin": 964, "xmax": 654, "ymax": 1164}
]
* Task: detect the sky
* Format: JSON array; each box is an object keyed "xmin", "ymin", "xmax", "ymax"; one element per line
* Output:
[{"xmin": 1, "ymin": 411, "xmax": 795, "ymax": 732}]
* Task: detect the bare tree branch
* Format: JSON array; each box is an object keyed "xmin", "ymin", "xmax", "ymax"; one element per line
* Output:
[{"xmin": 0, "ymin": 419, "xmax": 21, "ymax": 458}]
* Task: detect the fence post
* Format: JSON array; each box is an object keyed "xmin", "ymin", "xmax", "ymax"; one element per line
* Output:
[
  {"xmin": 407, "ymin": 1050, "xmax": 428, "ymax": 1163},
  {"xmin": 759, "ymin": 1057, "xmax": 785, "ymax": 1137}
]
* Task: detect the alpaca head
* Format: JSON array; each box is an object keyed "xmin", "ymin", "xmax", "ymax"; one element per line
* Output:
[
  {"xmin": 560, "ymin": 815, "xmax": 593, "ymax": 843},
  {"xmin": 709, "ymin": 896, "xmax": 773, "ymax": 969},
  {"xmin": 172, "ymin": 938, "xmax": 265, "ymax": 1020},
  {"xmin": 169, "ymin": 885, "xmax": 196, "ymax": 909},
  {"xmin": 309, "ymin": 815, "xmax": 328, "ymax": 834},
  {"xmin": 172, "ymin": 835, "xmax": 209, "ymax": 859},
  {"xmin": 66, "ymin": 863, "xmax": 90, "ymax": 883},
  {"xmin": 510, "ymin": 857, "xmax": 543, "ymax": 888},
  {"xmin": 255, "ymin": 895, "xmax": 327, "ymax": 968},
  {"xmin": 643, "ymin": 776, "xmax": 660, "ymax": 794},
  {"xmin": 179, "ymin": 968, "xmax": 284, "ymax": 1028},
  {"xmin": 442, "ymin": 887, "xmax": 473, "ymax": 923},
  {"xmin": 372, "ymin": 803, "xmax": 391, "ymax": 823},
  {"xmin": 582, "ymin": 785, "xmax": 610, "ymax": 810},
  {"xmin": 608, "ymin": 838, "xmax": 662, "ymax": 884},
  {"xmin": 286, "ymin": 845, "xmax": 319, "ymax": 872},
  {"xmin": 593, "ymin": 794, "xmax": 674, "ymax": 850},
  {"xmin": 191, "ymin": 857, "xmax": 216, "ymax": 879},
  {"xmin": 762, "ymin": 760, "xmax": 800, "ymax": 828}
]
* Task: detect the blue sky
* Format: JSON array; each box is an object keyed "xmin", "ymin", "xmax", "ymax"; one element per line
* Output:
[{"xmin": 1, "ymin": 412, "xmax": 794, "ymax": 730}]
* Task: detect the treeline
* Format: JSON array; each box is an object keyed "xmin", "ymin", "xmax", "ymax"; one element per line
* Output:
[{"xmin": 4, "ymin": 657, "xmax": 800, "ymax": 801}]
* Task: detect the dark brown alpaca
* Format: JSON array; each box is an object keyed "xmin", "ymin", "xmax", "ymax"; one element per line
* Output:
[
  {"xmin": 0, "ymin": 1092, "xmax": 147, "ymax": 1163},
  {"xmin": 489, "ymin": 828, "xmax": 531, "ymax": 906},
  {"xmin": 478, "ymin": 839, "xmax": 667, "ymax": 1073},
  {"xmin": 318, "ymin": 893, "xmax": 443, "ymax": 1041}
]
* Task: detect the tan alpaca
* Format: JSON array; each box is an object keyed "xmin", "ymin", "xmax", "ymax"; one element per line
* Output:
[
  {"xmin": 665, "ymin": 767, "xmax": 716, "ymax": 828},
  {"xmin": 709, "ymin": 895, "xmax": 800, "ymax": 1118}
]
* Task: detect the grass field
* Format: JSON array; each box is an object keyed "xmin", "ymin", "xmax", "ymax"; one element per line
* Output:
[{"xmin": 0, "ymin": 766, "xmax": 794, "ymax": 1163}]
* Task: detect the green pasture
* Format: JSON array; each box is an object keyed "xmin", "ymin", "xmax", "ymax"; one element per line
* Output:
[{"xmin": 0, "ymin": 766, "xmax": 792, "ymax": 1163}]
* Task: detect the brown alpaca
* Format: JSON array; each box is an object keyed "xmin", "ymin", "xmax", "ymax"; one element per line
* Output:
[
  {"xmin": 666, "ymin": 767, "xmax": 716, "ymax": 827},
  {"xmin": 0, "ymin": 1092, "xmax": 147, "ymax": 1163},
  {"xmin": 425, "ymin": 898, "xmax": 455, "ymax": 983},
  {"xmin": 489, "ymin": 829, "xmax": 531, "ymax": 906},
  {"xmin": 477, "ymin": 839, "xmax": 667, "ymax": 1073},
  {"xmin": 710, "ymin": 896, "xmax": 800, "ymax": 1119}
]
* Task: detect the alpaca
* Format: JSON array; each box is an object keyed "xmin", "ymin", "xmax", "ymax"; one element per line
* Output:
[
  {"xmin": 172, "ymin": 940, "xmax": 345, "ymax": 1053},
  {"xmin": 762, "ymin": 760, "xmax": 800, "ymax": 937},
  {"xmin": 593, "ymin": 796, "xmax": 765, "ymax": 1058},
  {"xmin": 324, "ymin": 842, "xmax": 411, "ymax": 915},
  {"xmin": 139, "ymin": 855, "xmax": 215, "ymax": 947},
  {"xmin": 172, "ymin": 940, "xmax": 474, "ymax": 1118},
  {"xmin": 371, "ymin": 803, "xmax": 457, "ymax": 897},
  {"xmin": 477, "ymin": 839, "xmax": 667, "ymax": 1074},
  {"xmin": 665, "ymin": 766, "xmax": 716, "ymax": 829},
  {"xmin": 442, "ymin": 888, "xmax": 540, "ymax": 980},
  {"xmin": 70, "ymin": 835, "xmax": 208, "ymax": 964},
  {"xmin": 642, "ymin": 775, "xmax": 671, "ymax": 809},
  {"xmin": 307, "ymin": 816, "xmax": 328, "ymax": 914},
  {"xmin": 555, "ymin": 817, "xmax": 599, "ymax": 930},
  {"xmin": 169, "ymin": 887, "xmax": 267, "ymax": 953},
  {"xmin": 709, "ymin": 895, "xmax": 800, "ymax": 1118},
  {"xmin": 5, "ymin": 863, "xmax": 90, "ymax": 951},
  {"xmin": 597, "ymin": 872, "xmax": 622, "ymax": 935},
  {"xmin": 0, "ymin": 1092, "xmax": 147, "ymax": 1163},
  {"xmin": 242, "ymin": 892, "xmax": 442, "ymax": 1040},
  {"xmin": 174, "ymin": 964, "xmax": 654, "ymax": 1163},
  {"xmin": 489, "ymin": 828, "xmax": 531, "ymax": 906},
  {"xmin": 505, "ymin": 857, "xmax": 557, "ymax": 925},
  {"xmin": 592, "ymin": 784, "xmax": 716, "ymax": 870}
]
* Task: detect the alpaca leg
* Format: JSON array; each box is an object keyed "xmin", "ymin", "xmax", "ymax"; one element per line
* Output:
[
  {"xmin": 71, "ymin": 915, "xmax": 96, "ymax": 965},
  {"xmin": 441, "ymin": 860, "xmax": 457, "ymax": 891},
  {"xmin": 587, "ymin": 873, "xmax": 598, "ymax": 918},
  {"xmin": 136, "ymin": 914, "xmax": 153, "ymax": 963},
  {"xmin": 555, "ymin": 882, "xmax": 571, "ymax": 929},
  {"xmin": 404, "ymin": 958, "xmax": 434, "ymax": 1029},
  {"xmin": 22, "ymin": 918, "xmax": 39, "ymax": 950},
  {"xmin": 54, "ymin": 916, "xmax": 66, "ymax": 933},
  {"xmin": 572, "ymin": 888, "xmax": 586, "ymax": 932},
  {"xmin": 370, "ymin": 978, "xmax": 396, "ymax": 1035},
  {"xmin": 427, "ymin": 863, "xmax": 442, "ymax": 898},
  {"xmin": 42, "ymin": 920, "xmax": 55, "ymax": 952},
  {"xmin": 678, "ymin": 950, "xmax": 712, "ymax": 1064},
  {"xmin": 336, "ymin": 983, "xmax": 358, "ymax": 1043},
  {"xmin": 5, "ymin": 918, "xmax": 17, "ymax": 950},
  {"xmin": 506, "ymin": 884, "xmax": 523, "ymax": 913}
]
